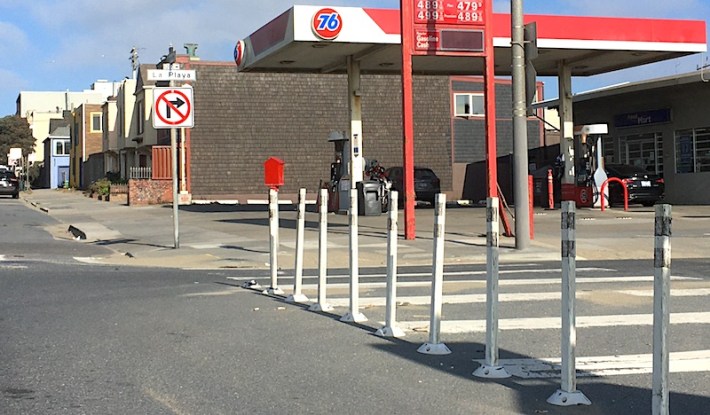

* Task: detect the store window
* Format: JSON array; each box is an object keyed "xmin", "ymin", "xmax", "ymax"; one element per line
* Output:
[
  {"xmin": 454, "ymin": 93, "xmax": 485, "ymax": 117},
  {"xmin": 676, "ymin": 128, "xmax": 710, "ymax": 173},
  {"xmin": 619, "ymin": 132, "xmax": 663, "ymax": 174}
]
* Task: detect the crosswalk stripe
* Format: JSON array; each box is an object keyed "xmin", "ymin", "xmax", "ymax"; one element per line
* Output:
[
  {"xmin": 328, "ymin": 292, "xmax": 561, "ymax": 307},
  {"xmin": 619, "ymin": 288, "xmax": 710, "ymax": 297},
  {"xmin": 294, "ymin": 276, "xmax": 698, "ymax": 290},
  {"xmin": 475, "ymin": 350, "xmax": 710, "ymax": 378},
  {"xmin": 394, "ymin": 311, "xmax": 710, "ymax": 334},
  {"xmin": 226, "ymin": 267, "xmax": 616, "ymax": 282},
  {"xmin": 324, "ymin": 286, "xmax": 710, "ymax": 307}
]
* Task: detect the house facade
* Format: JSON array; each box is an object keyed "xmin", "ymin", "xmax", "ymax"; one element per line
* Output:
[
  {"xmin": 42, "ymin": 120, "xmax": 71, "ymax": 189},
  {"xmin": 70, "ymin": 104, "xmax": 104, "ymax": 188},
  {"xmin": 15, "ymin": 81, "xmax": 119, "ymax": 164}
]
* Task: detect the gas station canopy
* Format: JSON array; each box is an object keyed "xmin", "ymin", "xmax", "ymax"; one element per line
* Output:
[{"xmin": 236, "ymin": 5, "xmax": 707, "ymax": 76}]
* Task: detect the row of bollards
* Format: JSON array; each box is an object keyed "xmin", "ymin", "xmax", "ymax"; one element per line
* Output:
[{"xmin": 263, "ymin": 188, "xmax": 673, "ymax": 414}]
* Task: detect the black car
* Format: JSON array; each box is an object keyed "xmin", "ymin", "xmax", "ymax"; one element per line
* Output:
[
  {"xmin": 604, "ymin": 164, "xmax": 664, "ymax": 207},
  {"xmin": 0, "ymin": 170, "xmax": 20, "ymax": 199},
  {"xmin": 385, "ymin": 166, "xmax": 441, "ymax": 204}
]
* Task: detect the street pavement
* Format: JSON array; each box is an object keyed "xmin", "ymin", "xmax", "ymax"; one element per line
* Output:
[
  {"xmin": 19, "ymin": 188, "xmax": 710, "ymax": 271},
  {"xmin": 10, "ymin": 189, "xmax": 710, "ymax": 413}
]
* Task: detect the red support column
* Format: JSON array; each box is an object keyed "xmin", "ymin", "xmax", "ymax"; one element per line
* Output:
[
  {"xmin": 401, "ymin": 0, "xmax": 416, "ymax": 240},
  {"xmin": 529, "ymin": 175, "xmax": 535, "ymax": 240}
]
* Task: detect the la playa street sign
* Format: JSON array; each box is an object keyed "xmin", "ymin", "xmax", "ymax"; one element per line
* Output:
[{"xmin": 147, "ymin": 69, "xmax": 197, "ymax": 81}]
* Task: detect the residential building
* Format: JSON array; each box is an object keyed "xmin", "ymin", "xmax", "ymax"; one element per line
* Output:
[
  {"xmin": 70, "ymin": 104, "xmax": 104, "ymax": 188},
  {"xmin": 102, "ymin": 96, "xmax": 119, "ymax": 175},
  {"xmin": 41, "ymin": 117, "xmax": 71, "ymax": 189},
  {"xmin": 15, "ymin": 81, "xmax": 120, "ymax": 164}
]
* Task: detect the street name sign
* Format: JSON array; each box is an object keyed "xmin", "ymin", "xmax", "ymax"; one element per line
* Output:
[
  {"xmin": 152, "ymin": 87, "xmax": 194, "ymax": 129},
  {"xmin": 147, "ymin": 69, "xmax": 197, "ymax": 81}
]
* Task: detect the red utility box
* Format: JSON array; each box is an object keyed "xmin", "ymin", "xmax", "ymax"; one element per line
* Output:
[{"xmin": 264, "ymin": 157, "xmax": 285, "ymax": 190}]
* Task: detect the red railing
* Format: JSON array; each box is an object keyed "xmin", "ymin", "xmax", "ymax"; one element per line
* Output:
[{"xmin": 600, "ymin": 177, "xmax": 628, "ymax": 212}]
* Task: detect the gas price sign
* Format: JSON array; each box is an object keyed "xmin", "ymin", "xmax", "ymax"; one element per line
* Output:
[
  {"xmin": 414, "ymin": 1, "xmax": 485, "ymax": 26},
  {"xmin": 411, "ymin": 0, "xmax": 488, "ymax": 55}
]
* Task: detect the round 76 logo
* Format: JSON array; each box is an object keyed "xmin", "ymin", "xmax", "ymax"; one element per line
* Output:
[{"xmin": 312, "ymin": 8, "xmax": 342, "ymax": 40}]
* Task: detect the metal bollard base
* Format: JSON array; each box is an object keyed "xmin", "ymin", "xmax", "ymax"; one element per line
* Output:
[
  {"xmin": 417, "ymin": 342, "xmax": 451, "ymax": 355},
  {"xmin": 340, "ymin": 312, "xmax": 368, "ymax": 323},
  {"xmin": 263, "ymin": 287, "xmax": 285, "ymax": 296},
  {"xmin": 472, "ymin": 364, "xmax": 512, "ymax": 379},
  {"xmin": 285, "ymin": 293, "xmax": 309, "ymax": 303},
  {"xmin": 547, "ymin": 389, "xmax": 591, "ymax": 406},
  {"xmin": 308, "ymin": 303, "xmax": 334, "ymax": 312},
  {"xmin": 375, "ymin": 326, "xmax": 405, "ymax": 338}
]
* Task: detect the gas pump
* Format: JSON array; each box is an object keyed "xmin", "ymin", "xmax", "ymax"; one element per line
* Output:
[
  {"xmin": 326, "ymin": 130, "xmax": 389, "ymax": 214},
  {"xmin": 572, "ymin": 124, "xmax": 608, "ymax": 207},
  {"xmin": 327, "ymin": 130, "xmax": 348, "ymax": 213}
]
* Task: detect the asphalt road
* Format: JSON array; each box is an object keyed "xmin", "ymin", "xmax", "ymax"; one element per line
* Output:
[{"xmin": 1, "ymin": 198, "xmax": 708, "ymax": 414}]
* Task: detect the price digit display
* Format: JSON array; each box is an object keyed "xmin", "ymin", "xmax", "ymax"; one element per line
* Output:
[{"xmin": 414, "ymin": 0, "xmax": 485, "ymax": 25}]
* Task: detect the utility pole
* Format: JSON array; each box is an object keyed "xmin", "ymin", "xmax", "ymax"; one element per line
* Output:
[{"xmin": 512, "ymin": 0, "xmax": 530, "ymax": 249}]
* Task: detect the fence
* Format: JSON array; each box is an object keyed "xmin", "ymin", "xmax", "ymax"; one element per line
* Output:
[{"xmin": 129, "ymin": 167, "xmax": 152, "ymax": 180}]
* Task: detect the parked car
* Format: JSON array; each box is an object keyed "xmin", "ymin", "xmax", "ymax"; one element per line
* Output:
[
  {"xmin": 384, "ymin": 166, "xmax": 441, "ymax": 204},
  {"xmin": 0, "ymin": 170, "xmax": 20, "ymax": 199},
  {"xmin": 604, "ymin": 163, "xmax": 664, "ymax": 207}
]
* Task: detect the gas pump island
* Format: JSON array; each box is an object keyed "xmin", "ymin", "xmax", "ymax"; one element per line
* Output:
[
  {"xmin": 234, "ymin": 4, "xmax": 705, "ymax": 237},
  {"xmin": 563, "ymin": 124, "xmax": 609, "ymax": 208}
]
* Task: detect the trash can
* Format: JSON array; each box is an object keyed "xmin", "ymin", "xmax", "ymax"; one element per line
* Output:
[{"xmin": 357, "ymin": 181, "xmax": 382, "ymax": 216}]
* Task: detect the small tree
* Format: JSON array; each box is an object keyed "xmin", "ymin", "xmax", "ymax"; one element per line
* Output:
[{"xmin": 0, "ymin": 115, "xmax": 35, "ymax": 164}]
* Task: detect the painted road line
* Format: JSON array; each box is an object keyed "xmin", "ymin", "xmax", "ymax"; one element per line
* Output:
[
  {"xmin": 226, "ymin": 267, "xmax": 617, "ymax": 282},
  {"xmin": 395, "ymin": 312, "xmax": 710, "ymax": 334},
  {"xmin": 328, "ymin": 292, "xmax": 562, "ymax": 307},
  {"xmin": 326, "ymin": 286, "xmax": 710, "ymax": 307},
  {"xmin": 285, "ymin": 276, "xmax": 700, "ymax": 291},
  {"xmin": 619, "ymin": 288, "xmax": 710, "ymax": 297},
  {"xmin": 474, "ymin": 350, "xmax": 710, "ymax": 378}
]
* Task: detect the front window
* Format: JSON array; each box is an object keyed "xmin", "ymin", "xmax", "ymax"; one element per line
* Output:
[
  {"xmin": 90, "ymin": 112, "xmax": 103, "ymax": 132},
  {"xmin": 136, "ymin": 100, "xmax": 144, "ymax": 135},
  {"xmin": 454, "ymin": 93, "xmax": 485, "ymax": 117},
  {"xmin": 54, "ymin": 139, "xmax": 70, "ymax": 156}
]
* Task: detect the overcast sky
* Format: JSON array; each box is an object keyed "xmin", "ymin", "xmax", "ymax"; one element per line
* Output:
[{"xmin": 1, "ymin": 0, "xmax": 709, "ymax": 116}]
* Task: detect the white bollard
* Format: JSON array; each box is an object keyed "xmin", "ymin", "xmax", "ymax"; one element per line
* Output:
[
  {"xmin": 287, "ymin": 188, "xmax": 309, "ymax": 303},
  {"xmin": 473, "ymin": 197, "xmax": 511, "ymax": 378},
  {"xmin": 265, "ymin": 188, "xmax": 284, "ymax": 296},
  {"xmin": 652, "ymin": 204, "xmax": 672, "ymax": 415},
  {"xmin": 418, "ymin": 193, "xmax": 451, "ymax": 355},
  {"xmin": 376, "ymin": 191, "xmax": 404, "ymax": 338},
  {"xmin": 309, "ymin": 189, "xmax": 334, "ymax": 312},
  {"xmin": 341, "ymin": 186, "xmax": 367, "ymax": 322},
  {"xmin": 548, "ymin": 201, "xmax": 590, "ymax": 406}
]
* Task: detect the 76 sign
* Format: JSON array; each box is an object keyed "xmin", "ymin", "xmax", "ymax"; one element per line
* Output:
[{"xmin": 312, "ymin": 8, "xmax": 343, "ymax": 40}]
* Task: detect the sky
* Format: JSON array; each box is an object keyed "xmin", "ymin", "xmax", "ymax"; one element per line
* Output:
[{"xmin": 1, "ymin": 0, "xmax": 710, "ymax": 116}]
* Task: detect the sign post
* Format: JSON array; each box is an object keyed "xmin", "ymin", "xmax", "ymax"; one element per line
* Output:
[{"xmin": 153, "ymin": 84, "xmax": 195, "ymax": 249}]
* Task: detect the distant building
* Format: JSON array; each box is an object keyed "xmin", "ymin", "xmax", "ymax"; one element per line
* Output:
[
  {"xmin": 42, "ymin": 116, "xmax": 71, "ymax": 189},
  {"xmin": 15, "ymin": 80, "xmax": 120, "ymax": 165},
  {"xmin": 70, "ymin": 103, "xmax": 104, "ymax": 188}
]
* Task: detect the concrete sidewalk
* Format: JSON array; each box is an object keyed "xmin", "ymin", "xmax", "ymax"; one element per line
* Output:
[{"xmin": 21, "ymin": 188, "xmax": 710, "ymax": 270}]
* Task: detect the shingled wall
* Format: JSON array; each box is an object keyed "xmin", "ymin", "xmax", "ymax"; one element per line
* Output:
[{"xmin": 188, "ymin": 63, "xmax": 452, "ymax": 200}]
